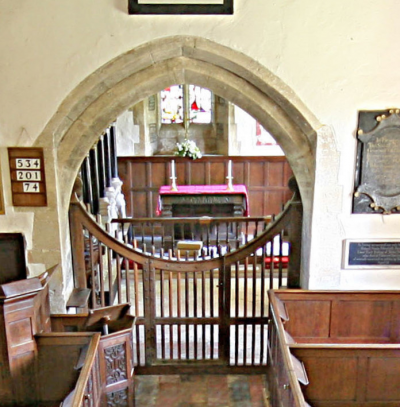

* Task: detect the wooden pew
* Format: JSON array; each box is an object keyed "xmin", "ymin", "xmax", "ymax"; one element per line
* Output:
[
  {"xmin": 275, "ymin": 290, "xmax": 400, "ymax": 344},
  {"xmin": 290, "ymin": 344, "xmax": 400, "ymax": 407},
  {"xmin": 0, "ymin": 267, "xmax": 102, "ymax": 406},
  {"xmin": 51, "ymin": 303, "xmax": 136, "ymax": 407},
  {"xmin": 267, "ymin": 290, "xmax": 400, "ymax": 407},
  {"xmin": 0, "ymin": 267, "xmax": 135, "ymax": 407},
  {"xmin": 36, "ymin": 332, "xmax": 101, "ymax": 407}
]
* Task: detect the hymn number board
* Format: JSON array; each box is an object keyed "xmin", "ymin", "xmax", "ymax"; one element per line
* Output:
[{"xmin": 8, "ymin": 148, "xmax": 47, "ymax": 207}]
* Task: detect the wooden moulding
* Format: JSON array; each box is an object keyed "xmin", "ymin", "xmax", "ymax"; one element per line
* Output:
[
  {"xmin": 0, "ymin": 264, "xmax": 59, "ymax": 298},
  {"xmin": 0, "ymin": 277, "xmax": 42, "ymax": 298}
]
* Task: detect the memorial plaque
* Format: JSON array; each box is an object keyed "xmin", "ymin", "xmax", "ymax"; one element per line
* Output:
[
  {"xmin": 353, "ymin": 110, "xmax": 400, "ymax": 214},
  {"xmin": 148, "ymin": 95, "xmax": 156, "ymax": 111},
  {"xmin": 343, "ymin": 239, "xmax": 400, "ymax": 268},
  {"xmin": 149, "ymin": 123, "xmax": 157, "ymax": 143}
]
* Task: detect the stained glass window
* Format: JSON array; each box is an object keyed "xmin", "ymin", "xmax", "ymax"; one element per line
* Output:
[
  {"xmin": 161, "ymin": 85, "xmax": 184, "ymax": 124},
  {"xmin": 161, "ymin": 84, "xmax": 212, "ymax": 125},
  {"xmin": 189, "ymin": 85, "xmax": 212, "ymax": 124}
]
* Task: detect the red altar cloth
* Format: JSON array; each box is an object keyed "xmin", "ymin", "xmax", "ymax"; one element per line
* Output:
[{"xmin": 156, "ymin": 184, "xmax": 249, "ymax": 216}]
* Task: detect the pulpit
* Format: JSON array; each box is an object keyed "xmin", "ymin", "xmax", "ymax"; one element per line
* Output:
[{"xmin": 157, "ymin": 184, "xmax": 249, "ymax": 217}]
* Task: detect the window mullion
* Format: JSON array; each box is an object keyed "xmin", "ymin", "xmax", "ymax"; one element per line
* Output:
[{"xmin": 184, "ymin": 84, "xmax": 190, "ymax": 134}]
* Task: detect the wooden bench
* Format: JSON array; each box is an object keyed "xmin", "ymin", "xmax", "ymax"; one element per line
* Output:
[{"xmin": 267, "ymin": 290, "xmax": 400, "ymax": 407}]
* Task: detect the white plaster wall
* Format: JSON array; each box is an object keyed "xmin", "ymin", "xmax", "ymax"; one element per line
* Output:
[{"xmin": 1, "ymin": 0, "xmax": 400, "ymax": 294}]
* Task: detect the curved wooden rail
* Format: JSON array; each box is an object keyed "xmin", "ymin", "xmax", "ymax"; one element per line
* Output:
[{"xmin": 70, "ymin": 193, "xmax": 302, "ymax": 274}]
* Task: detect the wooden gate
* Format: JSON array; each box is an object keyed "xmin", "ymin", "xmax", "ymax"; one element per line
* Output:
[
  {"xmin": 69, "ymin": 191, "xmax": 302, "ymax": 375},
  {"xmin": 130, "ymin": 257, "xmax": 270, "ymax": 374}
]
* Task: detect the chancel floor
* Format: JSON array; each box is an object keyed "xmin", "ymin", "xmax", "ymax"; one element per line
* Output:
[{"xmin": 135, "ymin": 374, "xmax": 270, "ymax": 407}]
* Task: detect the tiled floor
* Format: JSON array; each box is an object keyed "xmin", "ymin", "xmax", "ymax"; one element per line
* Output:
[{"xmin": 135, "ymin": 375, "xmax": 269, "ymax": 407}]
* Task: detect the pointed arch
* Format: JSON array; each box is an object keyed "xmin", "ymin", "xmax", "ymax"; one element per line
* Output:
[
  {"xmin": 33, "ymin": 36, "xmax": 320, "ymax": 298},
  {"xmin": 37, "ymin": 36, "xmax": 319, "ymax": 213}
]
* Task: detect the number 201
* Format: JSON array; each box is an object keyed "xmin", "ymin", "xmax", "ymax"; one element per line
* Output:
[{"xmin": 17, "ymin": 171, "xmax": 41, "ymax": 181}]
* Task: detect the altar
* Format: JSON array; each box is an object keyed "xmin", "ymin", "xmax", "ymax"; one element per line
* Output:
[{"xmin": 157, "ymin": 184, "xmax": 249, "ymax": 217}]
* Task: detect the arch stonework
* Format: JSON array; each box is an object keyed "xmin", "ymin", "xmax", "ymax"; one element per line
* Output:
[{"xmin": 34, "ymin": 36, "xmax": 321, "ymax": 308}]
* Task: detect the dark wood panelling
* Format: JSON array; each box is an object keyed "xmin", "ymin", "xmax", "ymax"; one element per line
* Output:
[
  {"xmin": 276, "ymin": 291, "xmax": 400, "ymax": 343},
  {"xmin": 290, "ymin": 347, "xmax": 400, "ymax": 406},
  {"xmin": 299, "ymin": 355, "xmax": 358, "ymax": 401},
  {"xmin": 268, "ymin": 290, "xmax": 400, "ymax": 407},
  {"xmin": 266, "ymin": 190, "xmax": 288, "ymax": 214},
  {"xmin": 249, "ymin": 162, "xmax": 264, "ymax": 186},
  {"xmin": 132, "ymin": 192, "xmax": 147, "ymax": 218},
  {"xmin": 134, "ymin": 163, "xmax": 148, "ymax": 188},
  {"xmin": 249, "ymin": 190, "xmax": 264, "ymax": 218},
  {"xmin": 330, "ymin": 300, "xmax": 393, "ymax": 340},
  {"xmin": 0, "ymin": 234, "xmax": 27, "ymax": 284},
  {"xmin": 232, "ymin": 161, "xmax": 245, "ymax": 184},
  {"xmin": 283, "ymin": 300, "xmax": 332, "ymax": 338},
  {"xmin": 118, "ymin": 156, "xmax": 293, "ymax": 218},
  {"xmin": 367, "ymin": 357, "xmax": 400, "ymax": 401},
  {"xmin": 37, "ymin": 343, "xmax": 82, "ymax": 401},
  {"xmin": 268, "ymin": 161, "xmax": 286, "ymax": 186}
]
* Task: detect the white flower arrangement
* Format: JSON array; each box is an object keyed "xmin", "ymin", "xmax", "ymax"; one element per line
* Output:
[{"xmin": 175, "ymin": 139, "xmax": 202, "ymax": 160}]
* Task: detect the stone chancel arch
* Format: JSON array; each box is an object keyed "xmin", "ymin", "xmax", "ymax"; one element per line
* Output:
[{"xmin": 35, "ymin": 36, "xmax": 321, "ymax": 309}]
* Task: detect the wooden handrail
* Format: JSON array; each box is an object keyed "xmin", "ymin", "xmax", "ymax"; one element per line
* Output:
[
  {"xmin": 268, "ymin": 291, "xmax": 308, "ymax": 407},
  {"xmin": 70, "ymin": 332, "xmax": 101, "ymax": 406},
  {"xmin": 111, "ymin": 215, "xmax": 273, "ymax": 256},
  {"xmin": 111, "ymin": 215, "xmax": 272, "ymax": 224},
  {"xmin": 70, "ymin": 194, "xmax": 301, "ymax": 271}
]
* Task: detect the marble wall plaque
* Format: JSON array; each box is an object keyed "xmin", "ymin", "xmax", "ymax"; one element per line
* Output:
[{"xmin": 354, "ymin": 110, "xmax": 400, "ymax": 213}]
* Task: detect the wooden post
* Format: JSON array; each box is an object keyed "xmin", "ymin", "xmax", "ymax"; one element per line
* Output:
[
  {"xmin": 287, "ymin": 194, "xmax": 303, "ymax": 288},
  {"xmin": 96, "ymin": 135, "xmax": 106, "ymax": 198},
  {"xmin": 103, "ymin": 128, "xmax": 112, "ymax": 188},
  {"xmin": 69, "ymin": 201, "xmax": 88, "ymax": 290},
  {"xmin": 143, "ymin": 259, "xmax": 156, "ymax": 366},
  {"xmin": 110, "ymin": 124, "xmax": 118, "ymax": 179},
  {"xmin": 81, "ymin": 155, "xmax": 93, "ymax": 211},
  {"xmin": 219, "ymin": 257, "xmax": 231, "ymax": 364},
  {"xmin": 89, "ymin": 147, "xmax": 100, "ymax": 214}
]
